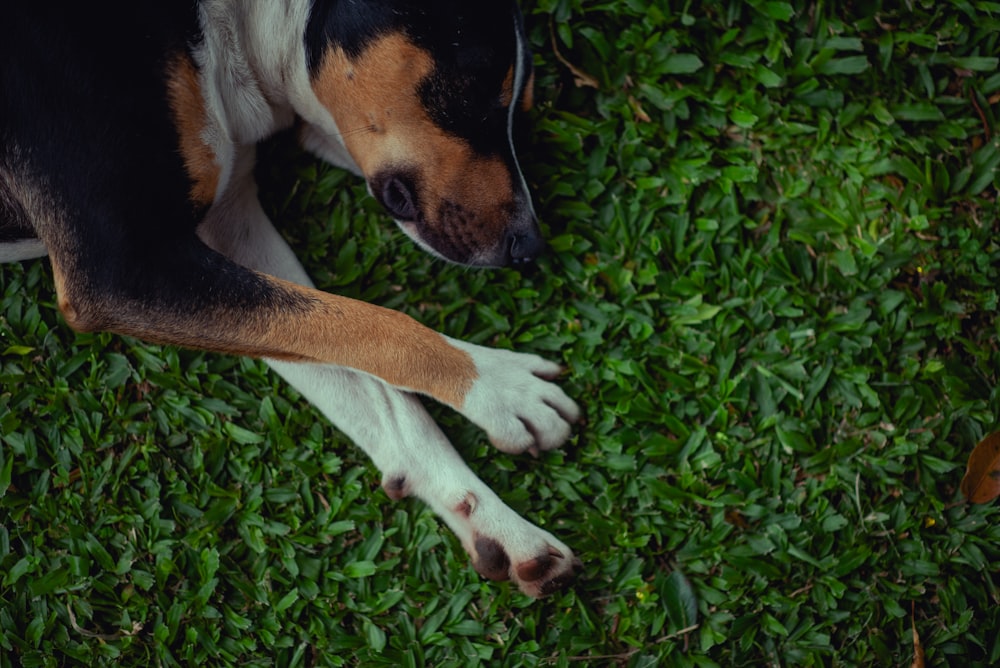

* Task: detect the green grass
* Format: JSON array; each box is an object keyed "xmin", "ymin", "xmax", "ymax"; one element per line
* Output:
[{"xmin": 3, "ymin": 0, "xmax": 1000, "ymax": 665}]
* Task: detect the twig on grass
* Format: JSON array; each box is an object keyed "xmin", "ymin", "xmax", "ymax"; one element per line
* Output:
[
  {"xmin": 563, "ymin": 624, "xmax": 702, "ymax": 663},
  {"xmin": 67, "ymin": 599, "xmax": 144, "ymax": 642},
  {"xmin": 548, "ymin": 20, "xmax": 599, "ymax": 89}
]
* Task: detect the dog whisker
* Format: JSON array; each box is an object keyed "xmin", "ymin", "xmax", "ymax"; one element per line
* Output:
[{"xmin": 330, "ymin": 124, "xmax": 377, "ymax": 140}]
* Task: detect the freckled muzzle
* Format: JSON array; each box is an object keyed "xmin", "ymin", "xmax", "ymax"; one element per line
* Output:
[{"xmin": 370, "ymin": 169, "xmax": 544, "ymax": 268}]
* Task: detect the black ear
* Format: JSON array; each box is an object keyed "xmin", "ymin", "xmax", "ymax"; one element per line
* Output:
[{"xmin": 305, "ymin": 0, "xmax": 401, "ymax": 70}]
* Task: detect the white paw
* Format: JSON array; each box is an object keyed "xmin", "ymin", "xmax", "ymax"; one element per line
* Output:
[
  {"xmin": 443, "ymin": 490, "xmax": 581, "ymax": 598},
  {"xmin": 469, "ymin": 526, "xmax": 580, "ymax": 597},
  {"xmin": 448, "ymin": 339, "xmax": 581, "ymax": 454}
]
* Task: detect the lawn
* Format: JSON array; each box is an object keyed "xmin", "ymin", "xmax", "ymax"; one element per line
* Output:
[{"xmin": 2, "ymin": 0, "xmax": 1000, "ymax": 666}]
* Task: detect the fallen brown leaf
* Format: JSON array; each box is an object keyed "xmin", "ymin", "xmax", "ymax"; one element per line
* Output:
[
  {"xmin": 549, "ymin": 21, "xmax": 599, "ymax": 89},
  {"xmin": 960, "ymin": 431, "xmax": 1000, "ymax": 503},
  {"xmin": 911, "ymin": 603, "xmax": 925, "ymax": 668},
  {"xmin": 628, "ymin": 95, "xmax": 651, "ymax": 123}
]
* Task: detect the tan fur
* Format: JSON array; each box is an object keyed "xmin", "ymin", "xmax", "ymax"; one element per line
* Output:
[
  {"xmin": 500, "ymin": 66, "xmax": 515, "ymax": 107},
  {"xmin": 50, "ymin": 260, "xmax": 479, "ymax": 408},
  {"xmin": 521, "ymin": 71, "xmax": 535, "ymax": 111},
  {"xmin": 311, "ymin": 33, "xmax": 436, "ymax": 175},
  {"xmin": 501, "ymin": 66, "xmax": 534, "ymax": 110},
  {"xmin": 256, "ymin": 277, "xmax": 479, "ymax": 408},
  {"xmin": 51, "ymin": 261, "xmax": 82, "ymax": 329},
  {"xmin": 167, "ymin": 54, "xmax": 221, "ymax": 206},
  {"xmin": 311, "ymin": 33, "xmax": 517, "ymax": 252}
]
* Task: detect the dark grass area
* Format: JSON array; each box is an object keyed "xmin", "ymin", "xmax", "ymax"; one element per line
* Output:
[{"xmin": 3, "ymin": 1, "xmax": 1000, "ymax": 665}]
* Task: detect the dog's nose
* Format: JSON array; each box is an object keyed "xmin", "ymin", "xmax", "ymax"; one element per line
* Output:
[{"xmin": 507, "ymin": 228, "xmax": 545, "ymax": 265}]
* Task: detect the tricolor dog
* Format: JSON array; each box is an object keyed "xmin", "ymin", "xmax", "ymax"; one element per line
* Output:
[{"xmin": 0, "ymin": 1, "xmax": 581, "ymax": 596}]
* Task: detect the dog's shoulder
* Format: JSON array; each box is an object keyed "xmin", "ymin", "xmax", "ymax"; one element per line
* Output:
[{"xmin": 0, "ymin": 4, "xmax": 208, "ymax": 226}]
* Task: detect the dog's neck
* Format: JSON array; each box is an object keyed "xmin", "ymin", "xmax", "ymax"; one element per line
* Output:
[
  {"xmin": 195, "ymin": 1, "xmax": 302, "ymax": 142},
  {"xmin": 196, "ymin": 0, "xmax": 357, "ymax": 173}
]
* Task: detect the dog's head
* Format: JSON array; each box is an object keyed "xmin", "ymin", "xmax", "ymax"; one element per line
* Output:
[{"xmin": 306, "ymin": 1, "xmax": 541, "ymax": 268}]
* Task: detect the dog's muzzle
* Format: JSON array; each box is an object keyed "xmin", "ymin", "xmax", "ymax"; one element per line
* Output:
[{"xmin": 368, "ymin": 170, "xmax": 546, "ymax": 268}]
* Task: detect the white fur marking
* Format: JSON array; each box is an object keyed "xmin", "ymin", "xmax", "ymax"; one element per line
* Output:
[
  {"xmin": 0, "ymin": 239, "xmax": 48, "ymax": 263},
  {"xmin": 197, "ymin": 176, "xmax": 576, "ymax": 595},
  {"xmin": 448, "ymin": 337, "xmax": 581, "ymax": 454},
  {"xmin": 508, "ymin": 17, "xmax": 535, "ymax": 217}
]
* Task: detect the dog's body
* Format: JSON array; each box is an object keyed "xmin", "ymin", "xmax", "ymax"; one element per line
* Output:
[{"xmin": 1, "ymin": 1, "xmax": 579, "ymax": 596}]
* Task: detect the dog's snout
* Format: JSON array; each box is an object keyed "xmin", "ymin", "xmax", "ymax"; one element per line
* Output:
[
  {"xmin": 370, "ymin": 167, "xmax": 547, "ymax": 268},
  {"xmin": 507, "ymin": 228, "xmax": 545, "ymax": 265},
  {"xmin": 378, "ymin": 174, "xmax": 418, "ymax": 222}
]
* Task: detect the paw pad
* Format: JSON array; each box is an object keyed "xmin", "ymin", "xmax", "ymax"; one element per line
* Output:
[
  {"xmin": 515, "ymin": 545, "xmax": 564, "ymax": 582},
  {"xmin": 470, "ymin": 535, "xmax": 579, "ymax": 596},
  {"xmin": 473, "ymin": 536, "xmax": 511, "ymax": 581},
  {"xmin": 382, "ymin": 475, "xmax": 408, "ymax": 501}
]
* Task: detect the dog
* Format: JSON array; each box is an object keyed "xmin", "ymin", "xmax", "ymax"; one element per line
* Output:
[{"xmin": 0, "ymin": 1, "xmax": 580, "ymax": 597}]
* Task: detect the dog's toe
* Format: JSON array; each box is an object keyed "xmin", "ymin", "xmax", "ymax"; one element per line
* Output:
[
  {"xmin": 485, "ymin": 393, "xmax": 577, "ymax": 455},
  {"xmin": 514, "ymin": 546, "xmax": 579, "ymax": 597},
  {"xmin": 470, "ymin": 533, "xmax": 579, "ymax": 597},
  {"xmin": 446, "ymin": 340, "xmax": 580, "ymax": 455}
]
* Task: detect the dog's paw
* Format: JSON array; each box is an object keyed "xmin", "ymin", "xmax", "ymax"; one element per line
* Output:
[
  {"xmin": 448, "ymin": 340, "xmax": 581, "ymax": 455},
  {"xmin": 445, "ymin": 490, "xmax": 580, "ymax": 597},
  {"xmin": 471, "ymin": 532, "xmax": 581, "ymax": 597}
]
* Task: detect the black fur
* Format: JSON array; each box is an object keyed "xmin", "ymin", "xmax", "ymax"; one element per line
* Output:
[
  {"xmin": 1, "ymin": 0, "xmax": 532, "ymax": 324},
  {"xmin": 0, "ymin": 3, "xmax": 297, "ymax": 318},
  {"xmin": 305, "ymin": 0, "xmax": 532, "ymax": 156},
  {"xmin": 0, "ymin": 182, "xmax": 32, "ymax": 242}
]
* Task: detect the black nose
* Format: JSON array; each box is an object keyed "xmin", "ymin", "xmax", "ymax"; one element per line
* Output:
[{"xmin": 507, "ymin": 228, "xmax": 546, "ymax": 265}]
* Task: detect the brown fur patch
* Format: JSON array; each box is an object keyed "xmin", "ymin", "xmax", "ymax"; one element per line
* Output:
[
  {"xmin": 383, "ymin": 475, "xmax": 408, "ymax": 501},
  {"xmin": 500, "ymin": 66, "xmax": 515, "ymax": 107},
  {"xmin": 255, "ymin": 277, "xmax": 479, "ymax": 408},
  {"xmin": 42, "ymin": 227, "xmax": 107, "ymax": 334},
  {"xmin": 311, "ymin": 33, "xmax": 436, "ymax": 175},
  {"xmin": 521, "ymin": 71, "xmax": 535, "ymax": 112},
  {"xmin": 166, "ymin": 54, "xmax": 220, "ymax": 206},
  {"xmin": 310, "ymin": 33, "xmax": 517, "ymax": 259},
  {"xmin": 455, "ymin": 492, "xmax": 478, "ymax": 518},
  {"xmin": 515, "ymin": 545, "xmax": 564, "ymax": 582},
  {"xmin": 501, "ymin": 66, "xmax": 533, "ymax": 111},
  {"xmin": 51, "ymin": 260, "xmax": 83, "ymax": 330},
  {"xmin": 177, "ymin": 281, "xmax": 479, "ymax": 408},
  {"xmin": 49, "ymin": 267, "xmax": 478, "ymax": 408}
]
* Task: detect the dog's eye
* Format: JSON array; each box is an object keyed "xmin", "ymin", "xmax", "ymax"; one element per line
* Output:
[{"xmin": 380, "ymin": 176, "xmax": 418, "ymax": 222}]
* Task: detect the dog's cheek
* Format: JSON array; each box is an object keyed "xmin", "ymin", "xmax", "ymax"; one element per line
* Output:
[
  {"xmin": 424, "ymin": 161, "xmax": 516, "ymax": 256},
  {"xmin": 309, "ymin": 34, "xmax": 436, "ymax": 175}
]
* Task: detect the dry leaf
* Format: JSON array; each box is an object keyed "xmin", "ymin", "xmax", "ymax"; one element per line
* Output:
[
  {"xmin": 628, "ymin": 95, "xmax": 652, "ymax": 123},
  {"xmin": 549, "ymin": 21, "xmax": 599, "ymax": 89},
  {"xmin": 911, "ymin": 603, "xmax": 925, "ymax": 668},
  {"xmin": 960, "ymin": 431, "xmax": 1000, "ymax": 503}
]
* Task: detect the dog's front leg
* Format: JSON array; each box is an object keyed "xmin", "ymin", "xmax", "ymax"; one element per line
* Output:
[
  {"xmin": 200, "ymin": 162, "xmax": 580, "ymax": 457},
  {"xmin": 199, "ymin": 174, "xmax": 579, "ymax": 595},
  {"xmin": 271, "ymin": 362, "xmax": 579, "ymax": 596}
]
